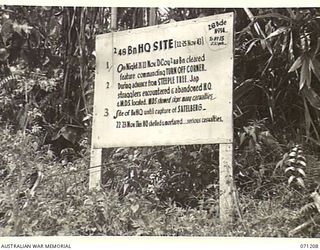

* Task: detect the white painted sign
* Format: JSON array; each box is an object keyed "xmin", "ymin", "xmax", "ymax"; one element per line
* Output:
[{"xmin": 92, "ymin": 13, "xmax": 234, "ymax": 148}]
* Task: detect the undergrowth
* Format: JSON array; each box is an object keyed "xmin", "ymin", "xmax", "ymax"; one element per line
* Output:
[{"xmin": 1, "ymin": 128, "xmax": 318, "ymax": 237}]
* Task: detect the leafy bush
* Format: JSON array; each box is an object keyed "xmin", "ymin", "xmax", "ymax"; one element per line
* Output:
[
  {"xmin": 101, "ymin": 145, "xmax": 219, "ymax": 208},
  {"xmin": 234, "ymin": 119, "xmax": 285, "ymax": 199}
]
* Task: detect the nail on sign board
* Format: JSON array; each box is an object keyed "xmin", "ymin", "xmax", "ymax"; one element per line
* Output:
[{"xmin": 92, "ymin": 13, "xmax": 234, "ymax": 148}]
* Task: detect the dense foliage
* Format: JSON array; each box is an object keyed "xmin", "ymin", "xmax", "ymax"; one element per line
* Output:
[{"xmin": 1, "ymin": 6, "xmax": 320, "ymax": 236}]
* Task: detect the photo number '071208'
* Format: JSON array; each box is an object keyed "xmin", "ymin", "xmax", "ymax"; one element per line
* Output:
[{"xmin": 300, "ymin": 244, "xmax": 319, "ymax": 249}]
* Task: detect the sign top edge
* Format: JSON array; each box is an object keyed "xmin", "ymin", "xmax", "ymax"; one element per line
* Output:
[{"xmin": 96, "ymin": 12, "xmax": 234, "ymax": 39}]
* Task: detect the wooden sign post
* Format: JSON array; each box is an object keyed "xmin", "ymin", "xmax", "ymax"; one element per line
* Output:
[
  {"xmin": 219, "ymin": 143, "xmax": 234, "ymax": 223},
  {"xmin": 90, "ymin": 12, "xmax": 234, "ymax": 224},
  {"xmin": 89, "ymin": 7, "xmax": 118, "ymax": 190}
]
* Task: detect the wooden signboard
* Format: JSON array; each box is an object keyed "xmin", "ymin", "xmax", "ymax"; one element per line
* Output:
[{"xmin": 90, "ymin": 12, "xmax": 234, "ymax": 223}]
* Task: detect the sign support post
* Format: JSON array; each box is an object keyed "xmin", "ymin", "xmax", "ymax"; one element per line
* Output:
[
  {"xmin": 89, "ymin": 147, "xmax": 102, "ymax": 189},
  {"xmin": 89, "ymin": 7, "xmax": 118, "ymax": 190},
  {"xmin": 219, "ymin": 143, "xmax": 234, "ymax": 224},
  {"xmin": 111, "ymin": 7, "xmax": 117, "ymax": 31},
  {"xmin": 149, "ymin": 8, "xmax": 157, "ymax": 26}
]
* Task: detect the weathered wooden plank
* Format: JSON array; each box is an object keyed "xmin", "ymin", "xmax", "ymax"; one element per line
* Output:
[
  {"xmin": 111, "ymin": 7, "xmax": 117, "ymax": 31},
  {"xmin": 149, "ymin": 8, "xmax": 157, "ymax": 26},
  {"xmin": 89, "ymin": 148, "xmax": 102, "ymax": 190},
  {"xmin": 219, "ymin": 143, "xmax": 234, "ymax": 224}
]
